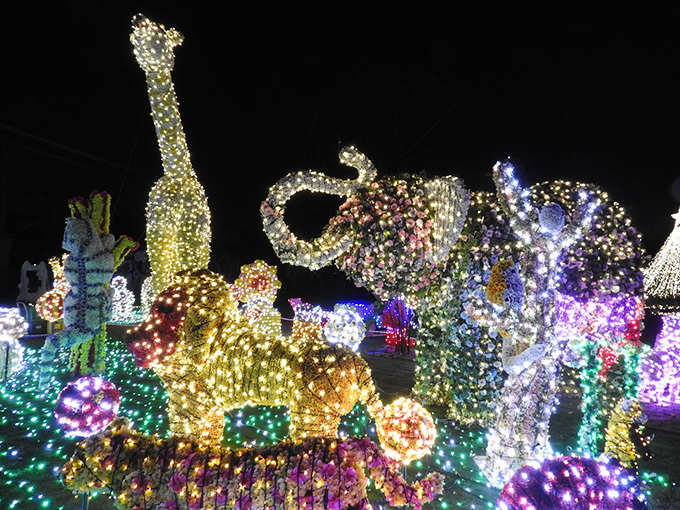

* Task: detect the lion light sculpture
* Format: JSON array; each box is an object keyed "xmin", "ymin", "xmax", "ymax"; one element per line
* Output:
[{"xmin": 126, "ymin": 269, "xmax": 436, "ymax": 463}]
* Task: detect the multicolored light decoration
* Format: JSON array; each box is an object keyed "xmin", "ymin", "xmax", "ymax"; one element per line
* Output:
[
  {"xmin": 39, "ymin": 192, "xmax": 136, "ymax": 388},
  {"xmin": 233, "ymin": 259, "xmax": 282, "ymax": 336},
  {"xmin": 0, "ymin": 307, "xmax": 28, "ymax": 383},
  {"xmin": 290, "ymin": 299, "xmax": 327, "ymax": 340},
  {"xmin": 467, "ymin": 161, "xmax": 597, "ymax": 487},
  {"xmin": 261, "ymin": 146, "xmax": 469, "ymax": 306},
  {"xmin": 62, "ymin": 417, "xmax": 444, "ymax": 510},
  {"xmin": 131, "ymin": 14, "xmax": 212, "ymax": 296},
  {"xmin": 126, "ymin": 269, "xmax": 435, "ymax": 463},
  {"xmin": 379, "ymin": 295, "xmax": 416, "ymax": 353},
  {"xmin": 35, "ymin": 255, "xmax": 70, "ymax": 323},
  {"xmin": 54, "ymin": 376, "xmax": 120, "ymax": 437},
  {"xmin": 639, "ymin": 315, "xmax": 680, "ymax": 405},
  {"xmin": 604, "ymin": 399, "xmax": 652, "ymax": 474},
  {"xmin": 497, "ymin": 456, "xmax": 647, "ymax": 510}
]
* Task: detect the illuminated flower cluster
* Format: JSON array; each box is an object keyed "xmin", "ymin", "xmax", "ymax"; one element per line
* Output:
[
  {"xmin": 54, "ymin": 376, "xmax": 120, "ymax": 437},
  {"xmin": 538, "ymin": 202, "xmax": 565, "ymax": 235},
  {"xmin": 0, "ymin": 307, "xmax": 28, "ymax": 382},
  {"xmin": 486, "ymin": 260, "xmax": 524, "ymax": 313},
  {"xmin": 127, "ymin": 270, "xmax": 436, "ymax": 462},
  {"xmin": 323, "ymin": 305, "xmax": 365, "ymax": 351},
  {"xmin": 131, "ymin": 15, "xmax": 212, "ymax": 297},
  {"xmin": 63, "ymin": 417, "xmax": 444, "ymax": 510},
  {"xmin": 497, "ymin": 456, "xmax": 646, "ymax": 510}
]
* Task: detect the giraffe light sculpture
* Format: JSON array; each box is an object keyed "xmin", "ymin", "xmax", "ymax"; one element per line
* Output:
[{"xmin": 131, "ymin": 14, "xmax": 212, "ymax": 296}]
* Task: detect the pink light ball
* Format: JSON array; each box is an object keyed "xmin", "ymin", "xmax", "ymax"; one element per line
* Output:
[{"xmin": 55, "ymin": 376, "xmax": 121, "ymax": 437}]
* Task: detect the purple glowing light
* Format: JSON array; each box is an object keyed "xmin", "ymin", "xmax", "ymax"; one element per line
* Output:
[
  {"xmin": 54, "ymin": 376, "xmax": 120, "ymax": 437},
  {"xmin": 639, "ymin": 315, "xmax": 680, "ymax": 406}
]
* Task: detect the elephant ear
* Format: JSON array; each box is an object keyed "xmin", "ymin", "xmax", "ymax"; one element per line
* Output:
[
  {"xmin": 261, "ymin": 147, "xmax": 377, "ymax": 270},
  {"xmin": 423, "ymin": 176, "xmax": 470, "ymax": 264}
]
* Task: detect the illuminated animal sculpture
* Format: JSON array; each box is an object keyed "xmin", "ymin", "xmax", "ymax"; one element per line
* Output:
[
  {"xmin": 127, "ymin": 270, "xmax": 436, "ymax": 463},
  {"xmin": 62, "ymin": 417, "xmax": 444, "ymax": 510},
  {"xmin": 38, "ymin": 217, "xmax": 115, "ymax": 387},
  {"xmin": 131, "ymin": 14, "xmax": 211, "ymax": 296}
]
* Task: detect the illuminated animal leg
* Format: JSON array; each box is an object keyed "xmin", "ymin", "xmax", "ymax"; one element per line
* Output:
[{"xmin": 166, "ymin": 388, "xmax": 224, "ymax": 445}]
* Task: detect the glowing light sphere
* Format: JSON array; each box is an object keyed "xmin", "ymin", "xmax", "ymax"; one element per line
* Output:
[
  {"xmin": 323, "ymin": 305, "xmax": 366, "ymax": 350},
  {"xmin": 54, "ymin": 376, "xmax": 121, "ymax": 437},
  {"xmin": 497, "ymin": 456, "xmax": 646, "ymax": 510},
  {"xmin": 35, "ymin": 291, "xmax": 64, "ymax": 322},
  {"xmin": 376, "ymin": 397, "xmax": 437, "ymax": 464}
]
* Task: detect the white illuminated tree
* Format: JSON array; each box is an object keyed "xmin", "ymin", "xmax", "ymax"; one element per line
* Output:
[
  {"xmin": 467, "ymin": 161, "xmax": 596, "ymax": 487},
  {"xmin": 644, "ymin": 208, "xmax": 680, "ymax": 314}
]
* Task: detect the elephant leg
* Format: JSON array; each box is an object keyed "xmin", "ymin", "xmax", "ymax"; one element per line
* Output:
[{"xmin": 166, "ymin": 388, "xmax": 224, "ymax": 446}]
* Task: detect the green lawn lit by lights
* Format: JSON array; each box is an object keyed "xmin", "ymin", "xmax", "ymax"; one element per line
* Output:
[{"xmin": 0, "ymin": 338, "xmax": 503, "ymax": 509}]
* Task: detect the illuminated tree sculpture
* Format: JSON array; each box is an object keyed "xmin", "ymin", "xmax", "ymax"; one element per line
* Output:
[
  {"xmin": 466, "ymin": 161, "xmax": 597, "ymax": 487},
  {"xmin": 131, "ymin": 14, "xmax": 212, "ymax": 296},
  {"xmin": 640, "ymin": 208, "xmax": 680, "ymax": 405}
]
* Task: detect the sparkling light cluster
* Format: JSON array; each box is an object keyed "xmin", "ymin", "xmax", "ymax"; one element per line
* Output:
[
  {"xmin": 290, "ymin": 300, "xmax": 326, "ymax": 340},
  {"xmin": 323, "ymin": 305, "xmax": 366, "ymax": 351},
  {"xmin": 54, "ymin": 376, "xmax": 120, "ymax": 437},
  {"xmin": 131, "ymin": 14, "xmax": 212, "ymax": 296},
  {"xmin": 62, "ymin": 417, "xmax": 444, "ymax": 510},
  {"xmin": 234, "ymin": 260, "xmax": 282, "ymax": 336},
  {"xmin": 127, "ymin": 269, "xmax": 435, "ymax": 462},
  {"xmin": 644, "ymin": 208, "xmax": 680, "ymax": 314},
  {"xmin": 0, "ymin": 307, "xmax": 28, "ymax": 382},
  {"xmin": 110, "ymin": 276, "xmax": 136, "ymax": 323},
  {"xmin": 639, "ymin": 315, "xmax": 680, "ymax": 405},
  {"xmin": 497, "ymin": 456, "xmax": 646, "ymax": 510},
  {"xmin": 379, "ymin": 295, "xmax": 416, "ymax": 352},
  {"xmin": 35, "ymin": 255, "xmax": 70, "ymax": 323},
  {"xmin": 467, "ymin": 161, "xmax": 598, "ymax": 487}
]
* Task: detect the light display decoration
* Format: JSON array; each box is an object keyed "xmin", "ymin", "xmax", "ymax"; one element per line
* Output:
[
  {"xmin": 110, "ymin": 276, "xmax": 136, "ymax": 323},
  {"xmin": 262, "ymin": 146, "xmax": 470, "ymax": 307},
  {"xmin": 290, "ymin": 298, "xmax": 328, "ymax": 340},
  {"xmin": 233, "ymin": 259, "xmax": 282, "ymax": 336},
  {"xmin": 54, "ymin": 376, "xmax": 120, "ymax": 437},
  {"xmin": 35, "ymin": 255, "xmax": 70, "ymax": 323},
  {"xmin": 0, "ymin": 307, "xmax": 28, "ymax": 382},
  {"xmin": 497, "ymin": 456, "xmax": 647, "ymax": 510},
  {"xmin": 378, "ymin": 295, "xmax": 416, "ymax": 353},
  {"xmin": 643, "ymin": 207, "xmax": 680, "ymax": 314},
  {"xmin": 39, "ymin": 191, "xmax": 137, "ymax": 388},
  {"xmin": 604, "ymin": 399, "xmax": 652, "ymax": 474},
  {"xmin": 131, "ymin": 14, "xmax": 212, "ymax": 297},
  {"xmin": 414, "ymin": 178, "xmax": 644, "ymax": 429},
  {"xmin": 126, "ymin": 269, "xmax": 436, "ymax": 463},
  {"xmin": 639, "ymin": 314, "xmax": 680, "ymax": 405},
  {"xmin": 62, "ymin": 417, "xmax": 444, "ymax": 510},
  {"xmin": 464, "ymin": 161, "xmax": 597, "ymax": 487},
  {"xmin": 323, "ymin": 305, "xmax": 366, "ymax": 351}
]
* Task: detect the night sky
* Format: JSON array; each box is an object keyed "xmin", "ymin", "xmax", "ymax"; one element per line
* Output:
[{"xmin": 2, "ymin": 3, "xmax": 679, "ymax": 307}]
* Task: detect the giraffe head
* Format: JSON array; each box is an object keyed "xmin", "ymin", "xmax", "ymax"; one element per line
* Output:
[{"xmin": 130, "ymin": 14, "xmax": 184, "ymax": 73}]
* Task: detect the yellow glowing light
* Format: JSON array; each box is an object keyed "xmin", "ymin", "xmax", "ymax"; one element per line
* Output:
[{"xmin": 131, "ymin": 14, "xmax": 211, "ymax": 296}]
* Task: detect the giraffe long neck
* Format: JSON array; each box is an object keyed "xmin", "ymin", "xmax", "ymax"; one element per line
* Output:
[{"xmin": 144, "ymin": 69, "xmax": 194, "ymax": 180}]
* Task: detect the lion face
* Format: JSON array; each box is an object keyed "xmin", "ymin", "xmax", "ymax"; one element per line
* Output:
[{"xmin": 126, "ymin": 270, "xmax": 239, "ymax": 368}]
